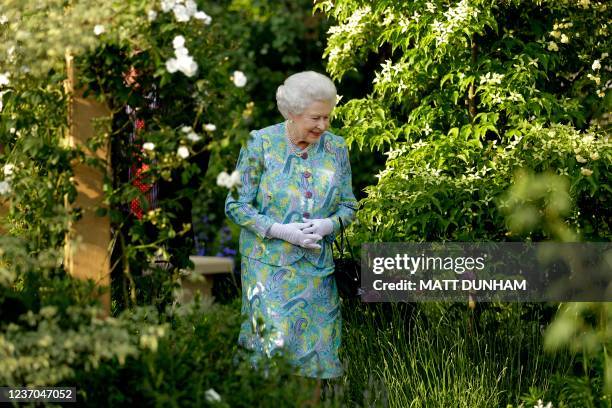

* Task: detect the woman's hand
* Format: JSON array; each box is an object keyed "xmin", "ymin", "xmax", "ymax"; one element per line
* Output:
[
  {"xmin": 267, "ymin": 222, "xmax": 322, "ymax": 249},
  {"xmin": 301, "ymin": 218, "xmax": 333, "ymax": 237}
]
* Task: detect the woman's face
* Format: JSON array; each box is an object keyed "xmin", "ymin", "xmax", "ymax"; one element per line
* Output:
[{"xmin": 288, "ymin": 100, "xmax": 334, "ymax": 144}]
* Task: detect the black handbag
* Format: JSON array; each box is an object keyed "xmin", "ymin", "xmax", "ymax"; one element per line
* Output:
[{"xmin": 333, "ymin": 218, "xmax": 361, "ymax": 299}]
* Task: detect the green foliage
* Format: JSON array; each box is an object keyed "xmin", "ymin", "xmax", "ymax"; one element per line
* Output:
[
  {"xmin": 357, "ymin": 123, "xmax": 610, "ymax": 242},
  {"xmin": 318, "ymin": 0, "xmax": 612, "ymax": 405},
  {"xmin": 317, "ymin": 0, "xmax": 611, "ymax": 243},
  {"xmin": 74, "ymin": 299, "xmax": 331, "ymax": 407},
  {"xmin": 0, "ymin": 0, "xmax": 254, "ymax": 312},
  {"xmin": 340, "ymin": 301, "xmax": 573, "ymax": 407}
]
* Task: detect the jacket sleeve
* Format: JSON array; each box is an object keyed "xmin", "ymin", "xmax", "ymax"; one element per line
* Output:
[
  {"xmin": 325, "ymin": 141, "xmax": 358, "ymax": 243},
  {"xmin": 225, "ymin": 130, "xmax": 276, "ymax": 239}
]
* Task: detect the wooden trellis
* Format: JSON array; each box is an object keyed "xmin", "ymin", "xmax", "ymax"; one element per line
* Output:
[{"xmin": 63, "ymin": 53, "xmax": 112, "ymax": 316}]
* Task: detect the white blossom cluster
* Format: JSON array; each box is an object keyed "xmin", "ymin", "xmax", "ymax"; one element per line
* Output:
[
  {"xmin": 159, "ymin": 0, "xmax": 212, "ymax": 24},
  {"xmin": 216, "ymin": 170, "xmax": 240, "ymax": 189},
  {"xmin": 431, "ymin": 0, "xmax": 479, "ymax": 46},
  {"xmin": 166, "ymin": 35, "xmax": 197, "ymax": 77},
  {"xmin": 587, "ymin": 52, "xmax": 610, "ymax": 98},
  {"xmin": 548, "ymin": 21, "xmax": 573, "ymax": 51},
  {"xmin": 479, "ymin": 72, "xmax": 504, "ymax": 86},
  {"xmin": 139, "ymin": 325, "xmax": 168, "ymax": 353},
  {"xmin": 381, "ymin": 8, "xmax": 420, "ymax": 33},
  {"xmin": 0, "ymin": 72, "xmax": 9, "ymax": 114},
  {"xmin": 181, "ymin": 125, "xmax": 201, "ymax": 142},
  {"xmin": 0, "ymin": 163, "xmax": 15, "ymax": 195},
  {"xmin": 326, "ymin": 6, "xmax": 371, "ymax": 72},
  {"xmin": 373, "ymin": 59, "xmax": 411, "ymax": 97}
]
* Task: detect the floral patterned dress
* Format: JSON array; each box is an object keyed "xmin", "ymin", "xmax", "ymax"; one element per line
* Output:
[{"xmin": 225, "ymin": 121, "xmax": 357, "ymax": 378}]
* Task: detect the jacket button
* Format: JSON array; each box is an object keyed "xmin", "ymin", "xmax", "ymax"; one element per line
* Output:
[
  {"xmin": 303, "ymin": 171, "xmax": 311, "ymax": 178},
  {"xmin": 301, "ymin": 152, "xmax": 308, "ymax": 160},
  {"xmin": 305, "ymin": 191, "xmax": 313, "ymax": 199},
  {"xmin": 303, "ymin": 212, "xmax": 310, "ymax": 218}
]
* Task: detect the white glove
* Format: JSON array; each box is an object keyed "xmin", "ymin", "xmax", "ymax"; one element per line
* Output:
[
  {"xmin": 267, "ymin": 222, "xmax": 322, "ymax": 249},
  {"xmin": 301, "ymin": 218, "xmax": 334, "ymax": 237}
]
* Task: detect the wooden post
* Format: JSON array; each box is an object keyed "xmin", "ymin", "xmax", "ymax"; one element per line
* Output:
[
  {"xmin": 0, "ymin": 199, "xmax": 7, "ymax": 234},
  {"xmin": 64, "ymin": 52, "xmax": 112, "ymax": 316}
]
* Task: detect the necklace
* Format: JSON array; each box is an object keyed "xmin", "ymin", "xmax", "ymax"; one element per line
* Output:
[{"xmin": 286, "ymin": 121, "xmax": 312, "ymax": 158}]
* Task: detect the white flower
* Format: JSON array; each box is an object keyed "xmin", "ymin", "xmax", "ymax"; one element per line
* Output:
[
  {"xmin": 194, "ymin": 11, "xmax": 212, "ymax": 25},
  {"xmin": 592, "ymin": 60, "xmax": 601, "ymax": 70},
  {"xmin": 167, "ymin": 39, "xmax": 198, "ymax": 77},
  {"xmin": 175, "ymin": 46, "xmax": 189, "ymax": 58},
  {"xmin": 547, "ymin": 41, "xmax": 559, "ymax": 52},
  {"xmin": 172, "ymin": 35, "xmax": 185, "ymax": 49},
  {"xmin": 185, "ymin": 0, "xmax": 198, "ymax": 15},
  {"xmin": 229, "ymin": 170, "xmax": 240, "ymax": 187},
  {"xmin": 148, "ymin": 10, "xmax": 158, "ymax": 22},
  {"xmin": 9, "ymin": 127, "xmax": 15, "ymax": 134},
  {"xmin": 0, "ymin": 15, "xmax": 7, "ymax": 25},
  {"xmin": 0, "ymin": 180, "xmax": 11, "ymax": 195},
  {"xmin": 0, "ymin": 72, "xmax": 10, "ymax": 87},
  {"xmin": 181, "ymin": 126, "xmax": 192, "ymax": 133},
  {"xmin": 186, "ymin": 131, "xmax": 201, "ymax": 142},
  {"xmin": 143, "ymin": 142, "xmax": 155, "ymax": 151},
  {"xmin": 3, "ymin": 164, "xmax": 15, "ymax": 178},
  {"xmin": 590, "ymin": 152, "xmax": 600, "ymax": 160},
  {"xmin": 176, "ymin": 54, "xmax": 198, "ymax": 77},
  {"xmin": 581, "ymin": 168, "xmax": 593, "ymax": 176},
  {"xmin": 423, "ymin": 123, "xmax": 432, "ymax": 135},
  {"xmin": 160, "ymin": 0, "xmax": 176, "ymax": 13},
  {"xmin": 166, "ymin": 58, "xmax": 179, "ymax": 73},
  {"xmin": 139, "ymin": 334, "xmax": 158, "ymax": 352},
  {"xmin": 216, "ymin": 171, "xmax": 231, "ymax": 188},
  {"xmin": 533, "ymin": 399, "xmax": 554, "ymax": 408},
  {"xmin": 560, "ymin": 34, "xmax": 569, "ymax": 43},
  {"xmin": 587, "ymin": 74, "xmax": 601, "ymax": 85},
  {"xmin": 177, "ymin": 146, "xmax": 190, "ymax": 158},
  {"xmin": 173, "ymin": 4, "xmax": 190, "ymax": 22},
  {"xmin": 232, "ymin": 70, "xmax": 247, "ymax": 87},
  {"xmin": 205, "ymin": 389, "xmax": 221, "ymax": 403},
  {"xmin": 93, "ymin": 25, "xmax": 105, "ymax": 36},
  {"xmin": 575, "ymin": 154, "xmax": 587, "ymax": 163},
  {"xmin": 204, "ymin": 123, "xmax": 216, "ymax": 132},
  {"xmin": 217, "ymin": 171, "xmax": 240, "ymax": 189}
]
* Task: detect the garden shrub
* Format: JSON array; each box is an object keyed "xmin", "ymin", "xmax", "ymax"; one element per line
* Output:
[{"xmin": 317, "ymin": 0, "xmax": 611, "ymax": 402}]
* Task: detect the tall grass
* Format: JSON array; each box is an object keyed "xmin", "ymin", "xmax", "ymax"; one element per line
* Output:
[{"xmin": 338, "ymin": 301, "xmax": 574, "ymax": 407}]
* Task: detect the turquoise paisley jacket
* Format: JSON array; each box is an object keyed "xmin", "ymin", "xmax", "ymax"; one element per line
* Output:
[{"xmin": 225, "ymin": 122, "xmax": 358, "ymax": 271}]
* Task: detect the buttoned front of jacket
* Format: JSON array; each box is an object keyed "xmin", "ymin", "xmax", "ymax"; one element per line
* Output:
[{"xmin": 225, "ymin": 122, "xmax": 358, "ymax": 274}]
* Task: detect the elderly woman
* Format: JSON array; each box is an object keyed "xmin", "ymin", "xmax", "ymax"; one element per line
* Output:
[{"xmin": 225, "ymin": 71, "xmax": 358, "ymax": 379}]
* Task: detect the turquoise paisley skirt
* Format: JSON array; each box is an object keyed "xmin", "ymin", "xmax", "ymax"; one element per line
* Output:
[{"xmin": 238, "ymin": 257, "xmax": 343, "ymax": 379}]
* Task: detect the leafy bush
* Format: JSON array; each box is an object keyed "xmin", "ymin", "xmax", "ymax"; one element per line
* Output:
[
  {"xmin": 74, "ymin": 299, "xmax": 329, "ymax": 407},
  {"xmin": 315, "ymin": 0, "xmax": 610, "ymax": 243}
]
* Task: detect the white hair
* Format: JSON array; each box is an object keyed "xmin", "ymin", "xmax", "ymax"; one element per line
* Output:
[{"xmin": 276, "ymin": 71, "xmax": 337, "ymax": 119}]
